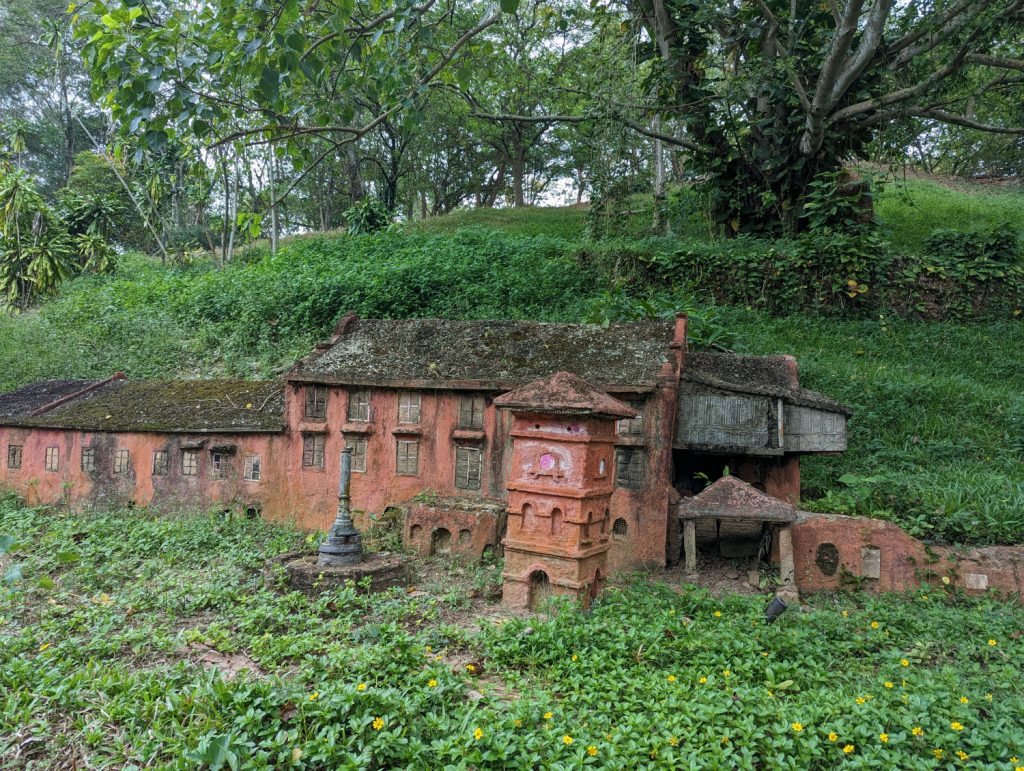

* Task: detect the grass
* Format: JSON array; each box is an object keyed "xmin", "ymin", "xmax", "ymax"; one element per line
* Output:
[{"xmin": 2, "ymin": 498, "xmax": 1023, "ymax": 768}]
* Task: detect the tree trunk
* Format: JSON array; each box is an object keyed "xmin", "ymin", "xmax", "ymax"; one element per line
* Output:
[{"xmin": 512, "ymin": 149, "xmax": 526, "ymax": 207}]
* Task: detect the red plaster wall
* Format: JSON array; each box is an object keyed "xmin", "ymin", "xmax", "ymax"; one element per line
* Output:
[
  {"xmin": 792, "ymin": 513, "xmax": 1024, "ymax": 601},
  {"xmin": 404, "ymin": 501, "xmax": 504, "ymax": 560}
]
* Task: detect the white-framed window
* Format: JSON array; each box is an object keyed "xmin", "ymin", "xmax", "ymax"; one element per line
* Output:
[
  {"xmin": 455, "ymin": 445, "xmax": 482, "ymax": 490},
  {"xmin": 398, "ymin": 391, "xmax": 421, "ymax": 423},
  {"xmin": 302, "ymin": 434, "xmax": 325, "ymax": 468},
  {"xmin": 347, "ymin": 389, "xmax": 370, "ymax": 421},
  {"xmin": 243, "ymin": 455, "xmax": 262, "ymax": 481},
  {"xmin": 396, "ymin": 439, "xmax": 419, "ymax": 476},
  {"xmin": 44, "ymin": 446, "xmax": 59, "ymax": 472},
  {"xmin": 458, "ymin": 394, "xmax": 485, "ymax": 429},
  {"xmin": 114, "ymin": 449, "xmax": 130, "ymax": 474},
  {"xmin": 182, "ymin": 450, "xmax": 199, "ymax": 476}
]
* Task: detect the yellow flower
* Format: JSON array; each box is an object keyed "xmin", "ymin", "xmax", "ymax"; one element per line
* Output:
[
  {"xmin": 933, "ymin": 748, "xmax": 944, "ymax": 759},
  {"xmin": 699, "ymin": 676, "xmax": 707, "ymax": 684},
  {"xmin": 721, "ymin": 736, "xmax": 730, "ymax": 745},
  {"xmin": 669, "ymin": 736, "xmax": 679, "ymax": 747},
  {"xmin": 828, "ymin": 732, "xmax": 838, "ymax": 742},
  {"xmin": 307, "ymin": 692, "xmax": 319, "ymax": 701},
  {"xmin": 425, "ymin": 645, "xmax": 432, "ymax": 653},
  {"xmin": 571, "ymin": 654, "xmax": 578, "ymax": 662},
  {"xmin": 950, "ymin": 721, "xmax": 964, "ymax": 731},
  {"xmin": 988, "ymin": 639, "xmax": 997, "ymax": 646},
  {"xmin": 356, "ymin": 683, "xmax": 367, "ymax": 692},
  {"xmin": 985, "ymin": 693, "xmax": 992, "ymax": 701},
  {"xmin": 473, "ymin": 727, "xmax": 483, "ymax": 741},
  {"xmin": 767, "ymin": 690, "xmax": 774, "ymax": 698},
  {"xmin": 1012, "ymin": 758, "xmax": 1020, "ymax": 765},
  {"xmin": 879, "ymin": 733, "xmax": 889, "ymax": 743},
  {"xmin": 722, "ymin": 670, "xmax": 731, "ymax": 677},
  {"xmin": 870, "ymin": 621, "xmax": 880, "ymax": 629},
  {"xmin": 761, "ymin": 651, "xmax": 769, "ymax": 657},
  {"xmin": 667, "ymin": 674, "xmax": 676, "ymax": 683},
  {"xmin": 956, "ymin": 750, "xmax": 968, "ymax": 761},
  {"xmin": 587, "ymin": 745, "xmax": 598, "ymax": 756},
  {"xmin": 562, "ymin": 735, "xmax": 573, "ymax": 745},
  {"xmin": 466, "ymin": 664, "xmax": 476, "ymax": 673},
  {"xmin": 543, "ymin": 711, "xmax": 553, "ymax": 720},
  {"xmin": 38, "ymin": 643, "xmax": 50, "ymax": 652},
  {"xmin": 855, "ymin": 697, "xmax": 866, "ymax": 705},
  {"xmin": 912, "ymin": 726, "xmax": 924, "ymax": 737},
  {"xmin": 884, "ymin": 681, "xmax": 894, "ymax": 689},
  {"xmin": 841, "ymin": 610, "xmax": 849, "ymax": 617},
  {"xmin": 372, "ymin": 717, "xmax": 384, "ymax": 730},
  {"xmin": 843, "ymin": 744, "xmax": 855, "ymax": 754},
  {"xmin": 900, "ymin": 658, "xmax": 909, "ymax": 667},
  {"xmin": 791, "ymin": 722, "xmax": 804, "ymax": 732},
  {"xmin": 514, "ymin": 719, "xmax": 522, "ymax": 727},
  {"xmin": 714, "ymin": 611, "xmax": 722, "ymax": 617},
  {"xmin": 427, "ymin": 679, "xmax": 438, "ymax": 688},
  {"xmin": 959, "ymin": 696, "xmax": 969, "ymax": 704}
]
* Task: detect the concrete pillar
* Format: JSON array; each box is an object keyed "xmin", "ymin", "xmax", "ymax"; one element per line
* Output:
[
  {"xmin": 778, "ymin": 525, "xmax": 794, "ymax": 584},
  {"xmin": 683, "ymin": 518, "xmax": 697, "ymax": 573}
]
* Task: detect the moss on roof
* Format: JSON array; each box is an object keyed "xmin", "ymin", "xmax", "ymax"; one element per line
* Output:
[
  {"xmin": 5, "ymin": 380, "xmax": 285, "ymax": 434},
  {"xmin": 0, "ymin": 380, "xmax": 104, "ymax": 420},
  {"xmin": 290, "ymin": 318, "xmax": 677, "ymax": 390}
]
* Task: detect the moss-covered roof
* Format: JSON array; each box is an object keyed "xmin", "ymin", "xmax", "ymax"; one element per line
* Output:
[
  {"xmin": 0, "ymin": 379, "xmax": 105, "ymax": 420},
  {"xmin": 493, "ymin": 371, "xmax": 638, "ymax": 418},
  {"xmin": 686, "ymin": 352, "xmax": 851, "ymax": 415},
  {"xmin": 290, "ymin": 318, "xmax": 678, "ymax": 391},
  {"xmin": 2, "ymin": 379, "xmax": 285, "ymax": 434}
]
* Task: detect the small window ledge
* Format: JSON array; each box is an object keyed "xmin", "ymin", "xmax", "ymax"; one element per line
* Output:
[
  {"xmin": 342, "ymin": 422, "xmax": 374, "ymax": 435},
  {"xmin": 392, "ymin": 424, "xmax": 422, "ymax": 435},
  {"xmin": 614, "ymin": 437, "xmax": 647, "ymax": 448},
  {"xmin": 298, "ymin": 422, "xmax": 329, "ymax": 434},
  {"xmin": 452, "ymin": 429, "xmax": 486, "ymax": 442}
]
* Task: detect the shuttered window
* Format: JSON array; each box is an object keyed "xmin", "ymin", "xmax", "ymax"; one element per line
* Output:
[
  {"xmin": 615, "ymin": 447, "xmax": 646, "ymax": 490},
  {"xmin": 114, "ymin": 449, "xmax": 130, "ymax": 474},
  {"xmin": 396, "ymin": 439, "xmax": 419, "ymax": 476},
  {"xmin": 347, "ymin": 390, "xmax": 370, "ymax": 421},
  {"xmin": 44, "ymin": 447, "xmax": 59, "ymax": 472},
  {"xmin": 210, "ymin": 451, "xmax": 229, "ymax": 479},
  {"xmin": 617, "ymin": 399, "xmax": 645, "ymax": 436},
  {"xmin": 152, "ymin": 451, "xmax": 168, "ymax": 476},
  {"xmin": 304, "ymin": 385, "xmax": 328, "ymax": 419},
  {"xmin": 398, "ymin": 391, "xmax": 421, "ymax": 423},
  {"xmin": 458, "ymin": 394, "xmax": 485, "ymax": 429},
  {"xmin": 81, "ymin": 447, "xmax": 96, "ymax": 472},
  {"xmin": 455, "ymin": 445, "xmax": 482, "ymax": 490},
  {"xmin": 302, "ymin": 434, "xmax": 325, "ymax": 468},
  {"xmin": 7, "ymin": 445, "xmax": 22, "ymax": 469},
  {"xmin": 347, "ymin": 436, "xmax": 367, "ymax": 472}
]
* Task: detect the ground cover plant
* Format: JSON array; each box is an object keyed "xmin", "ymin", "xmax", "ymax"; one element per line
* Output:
[{"xmin": 1, "ymin": 497, "xmax": 1022, "ymax": 768}]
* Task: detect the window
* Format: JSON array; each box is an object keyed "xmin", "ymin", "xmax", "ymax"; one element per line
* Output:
[
  {"xmin": 302, "ymin": 434, "xmax": 325, "ymax": 468},
  {"xmin": 613, "ymin": 517, "xmax": 629, "ymax": 540},
  {"xmin": 347, "ymin": 389, "xmax": 370, "ymax": 422},
  {"xmin": 243, "ymin": 455, "xmax": 262, "ymax": 481},
  {"xmin": 455, "ymin": 445, "xmax": 482, "ymax": 490},
  {"xmin": 44, "ymin": 446, "xmax": 59, "ymax": 472},
  {"xmin": 182, "ymin": 450, "xmax": 199, "ymax": 476},
  {"xmin": 304, "ymin": 385, "xmax": 328, "ymax": 420},
  {"xmin": 458, "ymin": 394, "xmax": 485, "ymax": 429},
  {"xmin": 211, "ymin": 451, "xmax": 230, "ymax": 479},
  {"xmin": 615, "ymin": 447, "xmax": 646, "ymax": 490},
  {"xmin": 81, "ymin": 447, "xmax": 96, "ymax": 472},
  {"xmin": 617, "ymin": 398, "xmax": 646, "ymax": 436},
  {"xmin": 114, "ymin": 449, "xmax": 130, "ymax": 474},
  {"xmin": 152, "ymin": 451, "xmax": 168, "ymax": 476},
  {"xmin": 7, "ymin": 445, "xmax": 22, "ymax": 469},
  {"xmin": 396, "ymin": 439, "xmax": 419, "ymax": 476},
  {"xmin": 398, "ymin": 391, "xmax": 421, "ymax": 423},
  {"xmin": 347, "ymin": 436, "xmax": 367, "ymax": 472}
]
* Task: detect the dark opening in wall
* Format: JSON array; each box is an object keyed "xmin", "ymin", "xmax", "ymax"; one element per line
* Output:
[
  {"xmin": 431, "ymin": 527, "xmax": 451, "ymax": 555},
  {"xmin": 612, "ymin": 517, "xmax": 628, "ymax": 540},
  {"xmin": 529, "ymin": 570, "xmax": 551, "ymax": 610}
]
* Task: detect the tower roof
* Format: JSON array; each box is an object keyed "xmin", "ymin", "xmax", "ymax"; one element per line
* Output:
[{"xmin": 493, "ymin": 371, "xmax": 638, "ymax": 419}]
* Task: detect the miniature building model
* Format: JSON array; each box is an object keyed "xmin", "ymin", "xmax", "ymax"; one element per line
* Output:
[{"xmin": 0, "ymin": 313, "xmax": 851, "ymax": 588}]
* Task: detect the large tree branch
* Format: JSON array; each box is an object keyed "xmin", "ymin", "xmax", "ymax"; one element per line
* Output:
[
  {"xmin": 908, "ymin": 107, "xmax": 1024, "ymax": 133},
  {"xmin": 829, "ymin": 0, "xmax": 893, "ymax": 103},
  {"xmin": 966, "ymin": 53, "xmax": 1024, "ymax": 71}
]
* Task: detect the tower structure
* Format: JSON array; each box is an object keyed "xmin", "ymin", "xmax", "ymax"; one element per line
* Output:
[{"xmin": 494, "ymin": 371, "xmax": 637, "ymax": 609}]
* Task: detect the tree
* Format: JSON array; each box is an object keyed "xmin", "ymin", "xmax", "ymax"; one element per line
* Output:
[{"xmin": 628, "ymin": 0, "xmax": 1024, "ymax": 233}]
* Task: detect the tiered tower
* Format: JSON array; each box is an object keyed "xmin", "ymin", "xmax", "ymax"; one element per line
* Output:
[{"xmin": 494, "ymin": 371, "xmax": 637, "ymax": 609}]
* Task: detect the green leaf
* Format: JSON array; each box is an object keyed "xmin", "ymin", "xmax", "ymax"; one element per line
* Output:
[{"xmin": 499, "ymin": 0, "xmax": 520, "ymax": 12}]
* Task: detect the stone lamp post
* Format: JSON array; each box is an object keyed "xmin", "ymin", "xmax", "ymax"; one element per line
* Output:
[{"xmin": 317, "ymin": 448, "xmax": 364, "ymax": 566}]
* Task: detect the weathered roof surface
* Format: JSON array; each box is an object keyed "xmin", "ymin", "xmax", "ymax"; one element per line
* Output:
[
  {"xmin": 494, "ymin": 371, "xmax": 638, "ymax": 418},
  {"xmin": 686, "ymin": 352, "xmax": 852, "ymax": 415},
  {"xmin": 289, "ymin": 318, "xmax": 677, "ymax": 391},
  {"xmin": 0, "ymin": 379, "xmax": 105, "ymax": 420},
  {"xmin": 678, "ymin": 475, "xmax": 797, "ymax": 523},
  {"xmin": 1, "ymin": 379, "xmax": 285, "ymax": 434}
]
